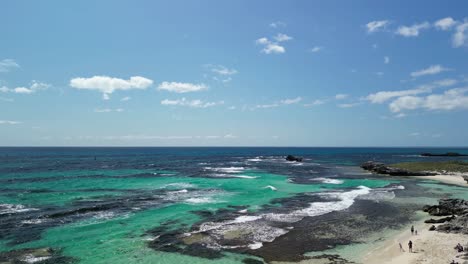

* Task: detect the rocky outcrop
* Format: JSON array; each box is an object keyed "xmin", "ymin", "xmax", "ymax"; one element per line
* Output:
[
  {"xmin": 286, "ymin": 155, "xmax": 303, "ymax": 162},
  {"xmin": 463, "ymin": 175, "xmax": 468, "ymax": 184},
  {"xmin": 424, "ymin": 216, "xmax": 455, "ymax": 223},
  {"xmin": 423, "ymin": 199, "xmax": 468, "ymax": 234},
  {"xmin": 0, "ymin": 247, "xmax": 75, "ymax": 263},
  {"xmin": 360, "ymin": 161, "xmax": 436, "ymax": 176},
  {"xmin": 421, "ymin": 152, "xmax": 468, "ymax": 157}
]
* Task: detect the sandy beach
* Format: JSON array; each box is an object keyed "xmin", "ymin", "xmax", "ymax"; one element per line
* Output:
[
  {"xmin": 363, "ymin": 215, "xmax": 468, "ymax": 264},
  {"xmin": 411, "ymin": 173, "xmax": 468, "ymax": 187}
]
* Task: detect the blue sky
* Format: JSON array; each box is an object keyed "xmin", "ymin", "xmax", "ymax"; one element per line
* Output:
[{"xmin": 1, "ymin": 0, "xmax": 468, "ymax": 146}]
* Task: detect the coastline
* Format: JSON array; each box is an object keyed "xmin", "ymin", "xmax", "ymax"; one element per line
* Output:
[
  {"xmin": 363, "ymin": 212, "xmax": 468, "ymax": 264},
  {"xmin": 411, "ymin": 173, "xmax": 467, "ymax": 187}
]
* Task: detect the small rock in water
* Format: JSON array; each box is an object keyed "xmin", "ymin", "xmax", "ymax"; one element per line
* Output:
[{"xmin": 286, "ymin": 155, "xmax": 303, "ymax": 162}]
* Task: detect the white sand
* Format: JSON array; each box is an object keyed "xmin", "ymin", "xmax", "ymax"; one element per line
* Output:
[
  {"xmin": 363, "ymin": 218, "xmax": 468, "ymax": 264},
  {"xmin": 412, "ymin": 173, "xmax": 467, "ymax": 187}
]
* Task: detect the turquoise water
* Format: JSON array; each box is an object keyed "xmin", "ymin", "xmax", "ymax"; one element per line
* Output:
[{"xmin": 0, "ymin": 147, "xmax": 467, "ymax": 263}]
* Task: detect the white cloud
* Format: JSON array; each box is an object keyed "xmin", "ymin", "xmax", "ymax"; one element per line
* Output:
[
  {"xmin": 338, "ymin": 103, "xmax": 360, "ymax": 108},
  {"xmin": 255, "ymin": 103, "xmax": 279, "ymax": 109},
  {"xmin": 410, "ymin": 132, "xmax": 420, "ymax": 136},
  {"xmin": 210, "ymin": 65, "xmax": 237, "ymax": 76},
  {"xmin": 366, "ymin": 86, "xmax": 432, "ymax": 104},
  {"xmin": 161, "ymin": 98, "xmax": 224, "ymax": 108},
  {"xmin": 304, "ymin": 99, "xmax": 326, "ymax": 106},
  {"xmin": 410, "ymin": 65, "xmax": 450, "ymax": 77},
  {"xmin": 274, "ymin": 33, "xmax": 293, "ymax": 42},
  {"xmin": 269, "ymin": 21, "xmax": 286, "ymax": 28},
  {"xmin": 70, "ymin": 76, "xmax": 152, "ymax": 99},
  {"xmin": 121, "ymin": 96, "xmax": 131, "ymax": 101},
  {"xmin": 453, "ymin": 20, "xmax": 468, "ymax": 47},
  {"xmin": 384, "ymin": 56, "xmax": 390, "ymax": 64},
  {"xmin": 396, "ymin": 22, "xmax": 430, "ymax": 37},
  {"xmin": 309, "ymin": 46, "xmax": 323, "ymax": 53},
  {"xmin": 280, "ymin": 97, "xmax": 302, "ymax": 105},
  {"xmin": 224, "ymin": 134, "xmax": 237, "ymax": 139},
  {"xmin": 158, "ymin": 82, "xmax": 208, "ymax": 93},
  {"xmin": 335, "ymin": 94, "xmax": 348, "ymax": 100},
  {"xmin": 0, "ymin": 59, "xmax": 20, "ymax": 72},
  {"xmin": 0, "ymin": 120, "xmax": 21, "ymax": 125},
  {"xmin": 94, "ymin": 108, "xmax": 124, "ymax": 113},
  {"xmin": 389, "ymin": 87, "xmax": 468, "ymax": 112},
  {"xmin": 366, "ymin": 20, "xmax": 390, "ymax": 33},
  {"xmin": 366, "ymin": 78, "xmax": 459, "ymax": 104},
  {"xmin": 434, "ymin": 17, "xmax": 457, "ymax": 31},
  {"xmin": 256, "ymin": 37, "xmax": 286, "ymax": 54},
  {"xmin": 0, "ymin": 81, "xmax": 50, "ymax": 94}
]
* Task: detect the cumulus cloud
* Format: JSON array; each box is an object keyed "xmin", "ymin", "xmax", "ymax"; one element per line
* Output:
[
  {"xmin": 0, "ymin": 59, "xmax": 20, "ymax": 72},
  {"xmin": 255, "ymin": 37, "xmax": 286, "ymax": 54},
  {"xmin": 384, "ymin": 56, "xmax": 390, "ymax": 64},
  {"xmin": 120, "ymin": 96, "xmax": 131, "ymax": 101},
  {"xmin": 0, "ymin": 120, "xmax": 21, "ymax": 125},
  {"xmin": 158, "ymin": 82, "xmax": 208, "ymax": 93},
  {"xmin": 410, "ymin": 65, "xmax": 450, "ymax": 77},
  {"xmin": 0, "ymin": 81, "xmax": 50, "ymax": 94},
  {"xmin": 396, "ymin": 22, "xmax": 430, "ymax": 37},
  {"xmin": 161, "ymin": 98, "xmax": 224, "ymax": 108},
  {"xmin": 70, "ymin": 75, "xmax": 153, "ymax": 100},
  {"xmin": 280, "ymin": 97, "xmax": 302, "ymax": 104},
  {"xmin": 274, "ymin": 33, "xmax": 293, "ymax": 42},
  {"xmin": 94, "ymin": 108, "xmax": 124, "ymax": 113},
  {"xmin": 389, "ymin": 87, "xmax": 468, "ymax": 112},
  {"xmin": 434, "ymin": 17, "xmax": 457, "ymax": 31},
  {"xmin": 366, "ymin": 20, "xmax": 390, "ymax": 33},
  {"xmin": 453, "ymin": 20, "xmax": 468, "ymax": 47}
]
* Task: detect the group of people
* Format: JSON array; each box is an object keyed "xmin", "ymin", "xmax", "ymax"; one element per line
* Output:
[
  {"xmin": 454, "ymin": 243, "xmax": 464, "ymax": 253},
  {"xmin": 398, "ymin": 240, "xmax": 413, "ymax": 253}
]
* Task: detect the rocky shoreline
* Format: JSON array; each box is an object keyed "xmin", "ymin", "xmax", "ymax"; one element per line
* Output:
[
  {"xmin": 360, "ymin": 161, "xmax": 436, "ymax": 176},
  {"xmin": 423, "ymin": 199, "xmax": 468, "ymax": 234}
]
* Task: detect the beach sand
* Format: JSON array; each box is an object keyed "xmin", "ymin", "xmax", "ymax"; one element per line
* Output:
[
  {"xmin": 363, "ymin": 217, "xmax": 468, "ymax": 264},
  {"xmin": 412, "ymin": 173, "xmax": 467, "ymax": 187}
]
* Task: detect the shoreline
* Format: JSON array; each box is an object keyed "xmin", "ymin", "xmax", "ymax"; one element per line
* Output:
[
  {"xmin": 411, "ymin": 173, "xmax": 467, "ymax": 187},
  {"xmin": 362, "ymin": 211, "xmax": 468, "ymax": 264}
]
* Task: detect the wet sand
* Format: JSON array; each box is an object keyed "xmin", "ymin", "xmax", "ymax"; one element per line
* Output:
[{"xmin": 411, "ymin": 173, "xmax": 467, "ymax": 187}]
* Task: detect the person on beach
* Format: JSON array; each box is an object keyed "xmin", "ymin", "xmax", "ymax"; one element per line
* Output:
[
  {"xmin": 399, "ymin": 242, "xmax": 405, "ymax": 252},
  {"xmin": 454, "ymin": 243, "xmax": 464, "ymax": 252},
  {"xmin": 408, "ymin": 240, "xmax": 413, "ymax": 253},
  {"xmin": 415, "ymin": 229, "xmax": 418, "ymax": 235},
  {"xmin": 411, "ymin": 225, "xmax": 414, "ymax": 235}
]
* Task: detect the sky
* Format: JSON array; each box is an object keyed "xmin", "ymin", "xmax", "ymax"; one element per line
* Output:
[{"xmin": 1, "ymin": 0, "xmax": 468, "ymax": 147}]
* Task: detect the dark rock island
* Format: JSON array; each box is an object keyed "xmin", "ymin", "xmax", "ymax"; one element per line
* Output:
[
  {"xmin": 286, "ymin": 155, "xmax": 303, "ymax": 162},
  {"xmin": 360, "ymin": 161, "xmax": 436, "ymax": 176},
  {"xmin": 421, "ymin": 152, "xmax": 468, "ymax": 157}
]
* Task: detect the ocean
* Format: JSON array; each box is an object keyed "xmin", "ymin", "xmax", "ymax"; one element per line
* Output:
[{"xmin": 0, "ymin": 147, "xmax": 467, "ymax": 264}]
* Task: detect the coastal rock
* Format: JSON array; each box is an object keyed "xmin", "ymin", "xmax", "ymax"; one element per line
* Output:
[
  {"xmin": 429, "ymin": 225, "xmax": 436, "ymax": 231},
  {"xmin": 286, "ymin": 155, "xmax": 303, "ymax": 162},
  {"xmin": 422, "ymin": 199, "xmax": 468, "ymax": 216},
  {"xmin": 420, "ymin": 152, "xmax": 468, "ymax": 157},
  {"xmin": 0, "ymin": 247, "xmax": 75, "ymax": 264},
  {"xmin": 424, "ymin": 216, "xmax": 455, "ymax": 224},
  {"xmin": 463, "ymin": 175, "xmax": 468, "ymax": 184},
  {"xmin": 360, "ymin": 161, "xmax": 436, "ymax": 176},
  {"xmin": 424, "ymin": 199, "xmax": 468, "ymax": 234}
]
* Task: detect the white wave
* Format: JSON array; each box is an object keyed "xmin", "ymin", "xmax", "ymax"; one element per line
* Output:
[
  {"xmin": 21, "ymin": 219, "xmax": 45, "ymax": 225},
  {"xmin": 21, "ymin": 255, "xmax": 51, "ymax": 263},
  {"xmin": 248, "ymin": 242, "xmax": 263, "ymax": 249},
  {"xmin": 198, "ymin": 215, "xmax": 262, "ymax": 233},
  {"xmin": 204, "ymin": 167, "xmax": 245, "ymax": 173},
  {"xmin": 230, "ymin": 175, "xmax": 257, "ymax": 179},
  {"xmin": 263, "ymin": 185, "xmax": 277, "ymax": 191},
  {"xmin": 93, "ymin": 211, "xmax": 116, "ymax": 220},
  {"xmin": 170, "ymin": 189, "xmax": 188, "ymax": 193},
  {"xmin": 359, "ymin": 191, "xmax": 396, "ymax": 201},
  {"xmin": 313, "ymin": 178, "xmax": 344, "ymax": 184},
  {"xmin": 162, "ymin": 182, "xmax": 196, "ymax": 189},
  {"xmin": 247, "ymin": 158, "xmax": 262, "ymax": 162},
  {"xmin": 185, "ymin": 197, "xmax": 218, "ymax": 204},
  {"xmin": 0, "ymin": 204, "xmax": 38, "ymax": 215},
  {"xmin": 238, "ymin": 209, "xmax": 248, "ymax": 213},
  {"xmin": 292, "ymin": 162, "xmax": 303, "ymax": 166}
]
